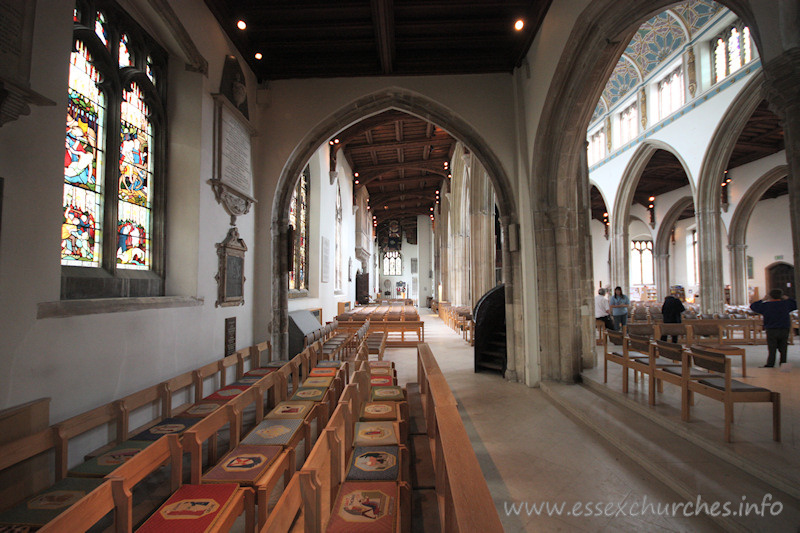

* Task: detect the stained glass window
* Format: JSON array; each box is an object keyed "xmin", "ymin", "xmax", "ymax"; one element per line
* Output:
[
  {"xmin": 335, "ymin": 181, "xmax": 342, "ymax": 291},
  {"xmin": 117, "ymin": 83, "xmax": 152, "ymax": 269},
  {"xmin": 95, "ymin": 11, "xmax": 108, "ymax": 46},
  {"xmin": 62, "ymin": 40, "xmax": 105, "ymax": 267},
  {"xmin": 383, "ymin": 250, "xmax": 401, "ymax": 276},
  {"xmin": 119, "ymin": 33, "xmax": 133, "ymax": 67},
  {"xmin": 63, "ymin": 0, "xmax": 167, "ymax": 298},
  {"xmin": 289, "ymin": 167, "xmax": 310, "ymax": 291},
  {"xmin": 713, "ymin": 22, "xmax": 755, "ymax": 83}
]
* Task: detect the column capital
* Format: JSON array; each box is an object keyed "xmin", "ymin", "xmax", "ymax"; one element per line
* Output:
[
  {"xmin": 727, "ymin": 243, "xmax": 748, "ymax": 251},
  {"xmin": 764, "ymin": 48, "xmax": 800, "ymax": 118}
]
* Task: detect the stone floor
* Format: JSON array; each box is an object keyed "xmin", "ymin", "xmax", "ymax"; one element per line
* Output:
[{"xmin": 381, "ymin": 309, "xmax": 800, "ymax": 532}]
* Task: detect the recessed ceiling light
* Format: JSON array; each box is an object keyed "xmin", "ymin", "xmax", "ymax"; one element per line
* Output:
[
  {"xmin": 254, "ymin": 52, "xmax": 263, "ymax": 60},
  {"xmin": 514, "ymin": 19, "xmax": 524, "ymax": 31},
  {"xmin": 237, "ymin": 20, "xmax": 247, "ymax": 30}
]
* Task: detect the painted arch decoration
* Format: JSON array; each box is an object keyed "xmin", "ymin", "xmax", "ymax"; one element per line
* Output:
[
  {"xmin": 602, "ymin": 57, "xmax": 641, "ymax": 108},
  {"xmin": 671, "ymin": 0, "xmax": 724, "ymax": 37},
  {"xmin": 624, "ymin": 12, "xmax": 686, "ymax": 77}
]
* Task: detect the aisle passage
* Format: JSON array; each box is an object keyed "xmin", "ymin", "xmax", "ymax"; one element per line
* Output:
[{"xmin": 381, "ymin": 309, "xmax": 720, "ymax": 532}]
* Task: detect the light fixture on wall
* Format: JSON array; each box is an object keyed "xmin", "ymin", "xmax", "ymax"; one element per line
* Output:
[
  {"xmin": 514, "ymin": 19, "xmax": 524, "ymax": 31},
  {"xmin": 647, "ymin": 196, "xmax": 656, "ymax": 228},
  {"xmin": 237, "ymin": 20, "xmax": 247, "ymax": 30},
  {"xmin": 721, "ymin": 170, "xmax": 730, "ymax": 212},
  {"xmin": 602, "ymin": 211, "xmax": 609, "ymax": 240}
]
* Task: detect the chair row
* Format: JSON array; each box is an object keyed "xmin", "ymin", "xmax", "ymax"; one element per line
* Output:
[{"xmin": 604, "ymin": 329, "xmax": 780, "ymax": 443}]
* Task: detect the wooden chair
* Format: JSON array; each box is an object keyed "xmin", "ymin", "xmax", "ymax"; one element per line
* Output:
[{"xmin": 683, "ymin": 346, "xmax": 780, "ymax": 443}]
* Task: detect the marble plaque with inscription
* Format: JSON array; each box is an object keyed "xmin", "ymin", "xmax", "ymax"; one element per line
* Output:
[{"xmin": 219, "ymin": 106, "xmax": 253, "ymax": 197}]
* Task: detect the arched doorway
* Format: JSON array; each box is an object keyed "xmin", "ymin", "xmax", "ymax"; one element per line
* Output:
[
  {"xmin": 269, "ymin": 88, "xmax": 525, "ymax": 381},
  {"xmin": 766, "ymin": 262, "xmax": 795, "ymax": 299}
]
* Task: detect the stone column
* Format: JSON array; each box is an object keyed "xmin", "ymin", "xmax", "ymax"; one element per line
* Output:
[
  {"xmin": 655, "ymin": 252, "xmax": 670, "ymax": 301},
  {"xmin": 696, "ymin": 207, "xmax": 725, "ymax": 314},
  {"xmin": 271, "ymin": 222, "xmax": 290, "ymax": 359},
  {"xmin": 728, "ymin": 243, "xmax": 748, "ymax": 306},
  {"xmin": 764, "ymin": 49, "xmax": 800, "ymax": 300},
  {"xmin": 610, "ymin": 229, "xmax": 628, "ymax": 294},
  {"xmin": 500, "ymin": 217, "xmax": 518, "ymax": 382}
]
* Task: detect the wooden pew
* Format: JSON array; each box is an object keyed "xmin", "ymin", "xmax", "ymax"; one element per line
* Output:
[
  {"xmin": 683, "ymin": 346, "xmax": 780, "ymax": 443},
  {"xmin": 37, "ymin": 479, "xmax": 115, "ymax": 532}
]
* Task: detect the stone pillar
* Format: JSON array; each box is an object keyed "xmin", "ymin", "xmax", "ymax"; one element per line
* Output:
[
  {"xmin": 271, "ymin": 222, "xmax": 290, "ymax": 359},
  {"xmin": 764, "ymin": 49, "xmax": 800, "ymax": 300},
  {"xmin": 728, "ymin": 243, "xmax": 748, "ymax": 306},
  {"xmin": 696, "ymin": 207, "xmax": 725, "ymax": 314},
  {"xmin": 500, "ymin": 218, "xmax": 518, "ymax": 382},
  {"xmin": 655, "ymin": 253, "xmax": 670, "ymax": 301},
  {"xmin": 610, "ymin": 229, "xmax": 628, "ymax": 294}
]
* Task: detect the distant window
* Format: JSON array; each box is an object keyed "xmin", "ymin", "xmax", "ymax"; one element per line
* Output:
[
  {"xmin": 618, "ymin": 103, "xmax": 638, "ymax": 145},
  {"xmin": 713, "ymin": 23, "xmax": 754, "ymax": 83},
  {"xmin": 630, "ymin": 240, "xmax": 654, "ymax": 286},
  {"xmin": 383, "ymin": 250, "xmax": 401, "ymax": 276},
  {"xmin": 657, "ymin": 67, "xmax": 684, "ymax": 120},
  {"xmin": 288, "ymin": 166, "xmax": 310, "ymax": 291},
  {"xmin": 587, "ymin": 128, "xmax": 606, "ymax": 165}
]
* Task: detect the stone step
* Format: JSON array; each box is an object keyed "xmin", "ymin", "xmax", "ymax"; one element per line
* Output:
[{"xmin": 541, "ymin": 381, "xmax": 800, "ymax": 533}]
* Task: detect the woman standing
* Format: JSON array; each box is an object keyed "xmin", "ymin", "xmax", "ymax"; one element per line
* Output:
[{"xmin": 610, "ymin": 286, "xmax": 630, "ymax": 331}]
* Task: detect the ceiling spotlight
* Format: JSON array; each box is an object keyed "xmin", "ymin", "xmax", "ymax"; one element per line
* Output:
[
  {"xmin": 329, "ymin": 140, "xmax": 334, "ymax": 145},
  {"xmin": 430, "ymin": 207, "xmax": 434, "ymax": 211},
  {"xmin": 354, "ymin": 172, "xmax": 359, "ymax": 178},
  {"xmin": 254, "ymin": 52, "xmax": 263, "ymax": 60},
  {"xmin": 237, "ymin": 20, "xmax": 247, "ymax": 30},
  {"xmin": 355, "ymin": 180, "xmax": 360, "ymax": 184},
  {"xmin": 648, "ymin": 196, "xmax": 655, "ymax": 202},
  {"xmin": 447, "ymin": 174, "xmax": 452, "ymax": 179},
  {"xmin": 435, "ymin": 190, "xmax": 439, "ymax": 194},
  {"xmin": 514, "ymin": 19, "xmax": 524, "ymax": 31},
  {"xmin": 603, "ymin": 212, "xmax": 608, "ymax": 217},
  {"xmin": 333, "ymin": 138, "xmax": 340, "ymax": 144},
  {"xmin": 384, "ymin": 205, "xmax": 388, "ymax": 210}
]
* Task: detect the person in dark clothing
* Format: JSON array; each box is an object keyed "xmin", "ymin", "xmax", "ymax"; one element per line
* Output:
[
  {"xmin": 660, "ymin": 293, "xmax": 685, "ymax": 342},
  {"xmin": 750, "ymin": 288, "xmax": 798, "ymax": 368}
]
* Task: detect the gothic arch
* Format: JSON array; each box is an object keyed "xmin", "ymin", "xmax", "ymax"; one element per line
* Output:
[
  {"xmin": 654, "ymin": 196, "xmax": 695, "ymax": 300},
  {"xmin": 695, "ymin": 71, "xmax": 765, "ymax": 312},
  {"xmin": 610, "ymin": 140, "xmax": 694, "ymax": 295},
  {"xmin": 727, "ymin": 164, "xmax": 789, "ymax": 304},
  {"xmin": 270, "ymin": 87, "xmax": 523, "ymax": 376},
  {"xmin": 531, "ymin": 0, "xmax": 759, "ymax": 381}
]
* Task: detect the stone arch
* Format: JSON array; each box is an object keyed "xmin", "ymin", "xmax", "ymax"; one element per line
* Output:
[
  {"xmin": 531, "ymin": 0, "xmax": 759, "ymax": 381},
  {"xmin": 727, "ymin": 164, "xmax": 789, "ymax": 304},
  {"xmin": 610, "ymin": 140, "xmax": 694, "ymax": 295},
  {"xmin": 270, "ymin": 87, "xmax": 523, "ymax": 376},
  {"xmin": 695, "ymin": 71, "xmax": 765, "ymax": 313},
  {"xmin": 654, "ymin": 196, "xmax": 695, "ymax": 300}
]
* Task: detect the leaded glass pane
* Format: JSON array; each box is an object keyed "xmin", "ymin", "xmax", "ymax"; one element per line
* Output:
[
  {"xmin": 117, "ymin": 83, "xmax": 152, "ymax": 269},
  {"xmin": 727, "ymin": 28, "xmax": 741, "ymax": 74},
  {"xmin": 119, "ymin": 33, "xmax": 133, "ymax": 68},
  {"xmin": 95, "ymin": 11, "xmax": 108, "ymax": 46},
  {"xmin": 146, "ymin": 55, "xmax": 155, "ymax": 84},
  {"xmin": 743, "ymin": 26, "xmax": 752, "ymax": 64},
  {"xmin": 288, "ymin": 169, "xmax": 310, "ymax": 291},
  {"xmin": 63, "ymin": 40, "xmax": 105, "ymax": 267},
  {"xmin": 714, "ymin": 38, "xmax": 726, "ymax": 82}
]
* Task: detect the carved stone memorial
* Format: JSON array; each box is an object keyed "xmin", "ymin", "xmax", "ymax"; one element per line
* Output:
[{"xmin": 215, "ymin": 227, "xmax": 247, "ymax": 307}]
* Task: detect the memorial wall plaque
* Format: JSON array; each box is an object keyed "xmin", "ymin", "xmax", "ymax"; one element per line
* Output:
[
  {"xmin": 209, "ymin": 94, "xmax": 256, "ymax": 222},
  {"xmin": 225, "ymin": 317, "xmax": 236, "ymax": 356},
  {"xmin": 215, "ymin": 226, "xmax": 247, "ymax": 307},
  {"xmin": 321, "ymin": 237, "xmax": 330, "ymax": 283}
]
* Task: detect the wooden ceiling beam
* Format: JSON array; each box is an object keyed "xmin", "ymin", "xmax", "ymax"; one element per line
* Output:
[
  {"xmin": 371, "ymin": 0, "xmax": 395, "ymax": 74},
  {"xmin": 361, "ymin": 175, "xmax": 445, "ymax": 189},
  {"xmin": 357, "ymin": 158, "xmax": 448, "ymax": 177},
  {"xmin": 344, "ymin": 136, "xmax": 454, "ymax": 154}
]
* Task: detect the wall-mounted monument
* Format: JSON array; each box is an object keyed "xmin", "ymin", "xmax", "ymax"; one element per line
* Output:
[
  {"xmin": 215, "ymin": 226, "xmax": 247, "ymax": 307},
  {"xmin": 208, "ymin": 56, "xmax": 256, "ymax": 225}
]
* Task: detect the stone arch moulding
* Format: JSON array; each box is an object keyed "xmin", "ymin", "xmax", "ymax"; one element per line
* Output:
[
  {"xmin": 610, "ymin": 140, "xmax": 694, "ymax": 296},
  {"xmin": 695, "ymin": 71, "xmax": 765, "ymax": 313},
  {"xmin": 269, "ymin": 87, "xmax": 527, "ymax": 381},
  {"xmin": 727, "ymin": 164, "xmax": 789, "ymax": 305},
  {"xmin": 654, "ymin": 196, "xmax": 695, "ymax": 301},
  {"xmin": 530, "ymin": 0, "xmax": 759, "ymax": 382}
]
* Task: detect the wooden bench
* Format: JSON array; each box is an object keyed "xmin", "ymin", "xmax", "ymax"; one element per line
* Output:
[{"xmin": 683, "ymin": 346, "xmax": 780, "ymax": 443}]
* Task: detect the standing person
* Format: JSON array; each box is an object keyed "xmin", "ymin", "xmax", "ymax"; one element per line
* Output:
[
  {"xmin": 660, "ymin": 292, "xmax": 685, "ymax": 343},
  {"xmin": 750, "ymin": 289, "xmax": 797, "ymax": 368},
  {"xmin": 610, "ymin": 286, "xmax": 630, "ymax": 331},
  {"xmin": 595, "ymin": 288, "xmax": 613, "ymax": 330}
]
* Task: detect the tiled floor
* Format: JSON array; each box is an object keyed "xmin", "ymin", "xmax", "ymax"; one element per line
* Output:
[{"xmin": 383, "ymin": 310, "xmax": 731, "ymax": 532}]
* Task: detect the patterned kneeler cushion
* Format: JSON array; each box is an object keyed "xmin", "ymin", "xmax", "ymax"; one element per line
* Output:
[
  {"xmin": 368, "ymin": 361, "xmax": 394, "ymax": 369},
  {"xmin": 370, "ymin": 376, "xmax": 395, "ymax": 386},
  {"xmin": 315, "ymin": 360, "xmax": 342, "ymax": 368},
  {"xmin": 232, "ymin": 376, "xmax": 261, "ymax": 385},
  {"xmin": 346, "ymin": 446, "xmax": 400, "ymax": 481},
  {"xmin": 203, "ymin": 384, "xmax": 250, "ymax": 402},
  {"xmin": 302, "ymin": 376, "xmax": 333, "ymax": 388},
  {"xmin": 326, "ymin": 481, "xmax": 398, "ymax": 533},
  {"xmin": 290, "ymin": 386, "xmax": 327, "ymax": 402},
  {"xmin": 242, "ymin": 418, "xmax": 304, "ymax": 446},
  {"xmin": 203, "ymin": 445, "xmax": 283, "ymax": 485},
  {"xmin": 131, "ymin": 417, "xmax": 199, "ymax": 441},
  {"xmin": 368, "ymin": 367, "xmax": 393, "ymax": 376},
  {"xmin": 309, "ymin": 368, "xmax": 337, "ymax": 377},
  {"xmin": 245, "ymin": 367, "xmax": 277, "ymax": 377},
  {"xmin": 263, "ymin": 360, "xmax": 289, "ymax": 368},
  {"xmin": 265, "ymin": 401, "xmax": 316, "ymax": 420},
  {"xmin": 0, "ymin": 477, "xmax": 104, "ymax": 528},
  {"xmin": 137, "ymin": 483, "xmax": 239, "ymax": 532},
  {"xmin": 370, "ymin": 386, "xmax": 404, "ymax": 402},
  {"xmin": 68, "ymin": 439, "xmax": 151, "ymax": 477},
  {"xmin": 360, "ymin": 402, "xmax": 399, "ymax": 422},
  {"xmin": 182, "ymin": 402, "xmax": 223, "ymax": 418},
  {"xmin": 353, "ymin": 422, "xmax": 397, "ymax": 447}
]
